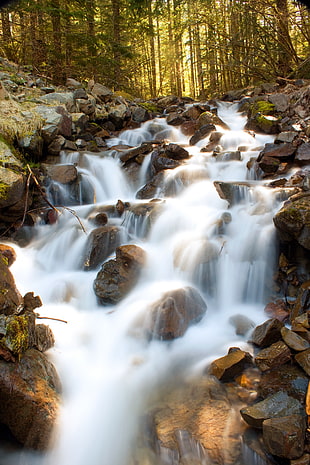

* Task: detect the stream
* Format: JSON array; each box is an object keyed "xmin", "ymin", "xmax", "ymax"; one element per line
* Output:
[{"xmin": 2, "ymin": 102, "xmax": 284, "ymax": 465}]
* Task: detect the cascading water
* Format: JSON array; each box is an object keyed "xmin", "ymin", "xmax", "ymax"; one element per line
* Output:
[{"xmin": 2, "ymin": 102, "xmax": 283, "ymax": 465}]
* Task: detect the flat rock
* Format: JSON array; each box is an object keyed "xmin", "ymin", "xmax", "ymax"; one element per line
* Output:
[
  {"xmin": 281, "ymin": 326, "xmax": 310, "ymax": 351},
  {"xmin": 209, "ymin": 348, "xmax": 253, "ymax": 381},
  {"xmin": 258, "ymin": 364, "xmax": 308, "ymax": 402},
  {"xmin": 254, "ymin": 340, "xmax": 291, "ymax": 372},
  {"xmin": 295, "ymin": 348, "xmax": 310, "ymax": 376},
  {"xmin": 83, "ymin": 225, "xmax": 121, "ymax": 271},
  {"xmin": 240, "ymin": 391, "xmax": 304, "ymax": 428}
]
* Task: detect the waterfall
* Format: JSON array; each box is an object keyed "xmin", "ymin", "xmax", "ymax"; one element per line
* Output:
[{"xmin": 2, "ymin": 102, "xmax": 283, "ymax": 465}]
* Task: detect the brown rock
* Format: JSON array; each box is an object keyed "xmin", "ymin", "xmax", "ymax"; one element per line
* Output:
[
  {"xmin": 119, "ymin": 142, "xmax": 153, "ymax": 163},
  {"xmin": 0, "ymin": 257, "xmax": 23, "ymax": 315},
  {"xmin": 291, "ymin": 454, "xmax": 310, "ymax": 465},
  {"xmin": 0, "ymin": 348, "xmax": 60, "ymax": 449},
  {"xmin": 263, "ymin": 414, "xmax": 306, "ymax": 459},
  {"xmin": 295, "ymin": 143, "xmax": 310, "ymax": 166},
  {"xmin": 34, "ymin": 324, "xmax": 55, "ymax": 352},
  {"xmin": 0, "ymin": 167, "xmax": 26, "ymax": 209},
  {"xmin": 45, "ymin": 164, "xmax": 78, "ymax": 184},
  {"xmin": 254, "ymin": 340, "xmax": 291, "ymax": 372},
  {"xmin": 257, "ymin": 143, "xmax": 296, "ymax": 161},
  {"xmin": 273, "ymin": 198, "xmax": 310, "ymax": 250},
  {"xmin": 240, "ymin": 391, "xmax": 304, "ymax": 428},
  {"xmin": 259, "ymin": 365, "xmax": 308, "ymax": 402},
  {"xmin": 281, "ymin": 327, "xmax": 310, "ymax": 352},
  {"xmin": 189, "ymin": 124, "xmax": 216, "ymax": 145},
  {"xmin": 136, "ymin": 172, "xmax": 164, "ymax": 199},
  {"xmin": 295, "ymin": 349, "xmax": 310, "ymax": 376},
  {"xmin": 83, "ymin": 225, "xmax": 120, "ymax": 270},
  {"xmin": 144, "ymin": 286, "xmax": 207, "ymax": 340},
  {"xmin": 23, "ymin": 292, "xmax": 42, "ymax": 312},
  {"xmin": 264, "ymin": 300, "xmax": 289, "ymax": 322},
  {"xmin": 228, "ymin": 314, "xmax": 255, "ymax": 336},
  {"xmin": 250, "ymin": 318, "xmax": 284, "ymax": 348},
  {"xmin": 209, "ymin": 348, "xmax": 253, "ymax": 381},
  {"xmin": 291, "ymin": 283, "xmax": 310, "ymax": 321},
  {"xmin": 0, "ymin": 244, "xmax": 16, "ymax": 267},
  {"xmin": 93, "ymin": 244, "xmax": 146, "ymax": 305},
  {"xmin": 180, "ymin": 120, "xmax": 197, "ymax": 136},
  {"xmin": 164, "ymin": 143, "xmax": 190, "ymax": 160}
]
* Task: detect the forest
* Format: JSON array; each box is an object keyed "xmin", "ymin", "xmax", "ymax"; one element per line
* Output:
[
  {"xmin": 0, "ymin": 0, "xmax": 310, "ymax": 98},
  {"xmin": 0, "ymin": 0, "xmax": 310, "ymax": 99}
]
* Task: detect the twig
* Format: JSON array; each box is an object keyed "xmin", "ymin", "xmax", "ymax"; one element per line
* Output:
[
  {"xmin": 61, "ymin": 206, "xmax": 87, "ymax": 234},
  {"xmin": 26, "ymin": 164, "xmax": 60, "ymax": 214},
  {"xmin": 36, "ymin": 315, "xmax": 68, "ymax": 324}
]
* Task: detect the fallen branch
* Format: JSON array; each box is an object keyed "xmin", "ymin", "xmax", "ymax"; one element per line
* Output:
[{"xmin": 36, "ymin": 315, "xmax": 68, "ymax": 324}]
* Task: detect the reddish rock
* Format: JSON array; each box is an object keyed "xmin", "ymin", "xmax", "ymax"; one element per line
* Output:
[
  {"xmin": 263, "ymin": 414, "xmax": 306, "ymax": 459},
  {"xmin": 254, "ymin": 341, "xmax": 291, "ymax": 372},
  {"xmin": 281, "ymin": 326, "xmax": 310, "ymax": 352},
  {"xmin": 295, "ymin": 348, "xmax": 310, "ymax": 376},
  {"xmin": 259, "ymin": 365, "xmax": 308, "ymax": 402},
  {"xmin": 264, "ymin": 300, "xmax": 289, "ymax": 322},
  {"xmin": 0, "ymin": 348, "xmax": 61, "ymax": 449}
]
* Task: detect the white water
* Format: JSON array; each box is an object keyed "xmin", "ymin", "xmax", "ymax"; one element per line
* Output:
[{"xmin": 2, "ymin": 103, "xmax": 282, "ymax": 465}]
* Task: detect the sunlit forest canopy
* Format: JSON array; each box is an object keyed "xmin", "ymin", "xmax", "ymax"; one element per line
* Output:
[{"xmin": 0, "ymin": 0, "xmax": 309, "ymax": 98}]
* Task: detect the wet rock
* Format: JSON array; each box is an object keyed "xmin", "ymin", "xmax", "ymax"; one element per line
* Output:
[
  {"xmin": 291, "ymin": 284, "xmax": 310, "ymax": 321},
  {"xmin": 281, "ymin": 326, "xmax": 310, "ymax": 351},
  {"xmin": 263, "ymin": 414, "xmax": 306, "ymax": 459},
  {"xmin": 151, "ymin": 376, "xmax": 243, "ymax": 465},
  {"xmin": 273, "ymin": 197, "xmax": 310, "ymax": 250},
  {"xmin": 180, "ymin": 120, "xmax": 197, "ymax": 136},
  {"xmin": 214, "ymin": 150, "xmax": 241, "ymax": 162},
  {"xmin": 166, "ymin": 112, "xmax": 185, "ymax": 126},
  {"xmin": 228, "ymin": 314, "xmax": 255, "ymax": 336},
  {"xmin": 264, "ymin": 300, "xmax": 289, "ymax": 322},
  {"xmin": 275, "ymin": 131, "xmax": 299, "ymax": 144},
  {"xmin": 258, "ymin": 365, "xmax": 309, "ymax": 402},
  {"xmin": 295, "ymin": 348, "xmax": 310, "ymax": 376},
  {"xmin": 197, "ymin": 111, "xmax": 228, "ymax": 129},
  {"xmin": 0, "ymin": 348, "xmax": 60, "ymax": 449},
  {"xmin": 144, "ymin": 286, "xmax": 207, "ymax": 340},
  {"xmin": 189, "ymin": 124, "xmax": 216, "ymax": 145},
  {"xmin": 209, "ymin": 348, "xmax": 253, "ymax": 381},
  {"xmin": 163, "ymin": 143, "xmax": 190, "ymax": 160},
  {"xmin": 254, "ymin": 341, "xmax": 291, "ymax": 372},
  {"xmin": 295, "ymin": 142, "xmax": 310, "ymax": 166},
  {"xmin": 0, "ymin": 257, "xmax": 22, "ymax": 316},
  {"xmin": 0, "ymin": 244, "xmax": 16, "ymax": 267},
  {"xmin": 83, "ymin": 225, "xmax": 121, "ymax": 271},
  {"xmin": 250, "ymin": 318, "xmax": 284, "ymax": 348},
  {"xmin": 94, "ymin": 244, "xmax": 146, "ymax": 305},
  {"xmin": 136, "ymin": 172, "xmax": 164, "ymax": 199},
  {"xmin": 151, "ymin": 150, "xmax": 181, "ymax": 174},
  {"xmin": 45, "ymin": 164, "xmax": 78, "ymax": 184},
  {"xmin": 119, "ymin": 142, "xmax": 153, "ymax": 163},
  {"xmin": 213, "ymin": 181, "xmax": 252, "ymax": 206},
  {"xmin": 240, "ymin": 391, "xmax": 304, "ymax": 428},
  {"xmin": 257, "ymin": 143, "xmax": 296, "ymax": 161},
  {"xmin": 256, "ymin": 155, "xmax": 280, "ymax": 174}
]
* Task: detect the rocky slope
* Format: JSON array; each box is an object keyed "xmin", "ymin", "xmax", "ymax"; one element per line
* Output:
[{"xmin": 0, "ymin": 56, "xmax": 309, "ymax": 462}]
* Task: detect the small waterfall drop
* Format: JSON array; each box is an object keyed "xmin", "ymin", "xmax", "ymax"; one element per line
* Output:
[{"xmin": 2, "ymin": 102, "xmax": 282, "ymax": 465}]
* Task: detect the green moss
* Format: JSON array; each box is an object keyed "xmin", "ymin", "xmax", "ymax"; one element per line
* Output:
[
  {"xmin": 4, "ymin": 314, "xmax": 29, "ymax": 357},
  {"xmin": 0, "ymin": 182, "xmax": 9, "ymax": 199},
  {"xmin": 139, "ymin": 102, "xmax": 160, "ymax": 113},
  {"xmin": 251, "ymin": 100, "xmax": 275, "ymax": 116}
]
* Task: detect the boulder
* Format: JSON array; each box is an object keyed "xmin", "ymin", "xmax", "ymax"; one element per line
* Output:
[
  {"xmin": 83, "ymin": 225, "xmax": 121, "ymax": 270},
  {"xmin": 119, "ymin": 142, "xmax": 153, "ymax": 163},
  {"xmin": 163, "ymin": 143, "xmax": 190, "ymax": 160},
  {"xmin": 34, "ymin": 324, "xmax": 55, "ymax": 352},
  {"xmin": 45, "ymin": 164, "xmax": 78, "ymax": 184},
  {"xmin": 135, "ymin": 173, "xmax": 164, "ymax": 199},
  {"xmin": 240, "ymin": 391, "xmax": 304, "ymax": 428},
  {"xmin": 213, "ymin": 181, "xmax": 252, "ymax": 206},
  {"xmin": 250, "ymin": 318, "xmax": 284, "ymax": 348},
  {"xmin": 268, "ymin": 93, "xmax": 290, "ymax": 112},
  {"xmin": 151, "ymin": 149, "xmax": 181, "ymax": 174},
  {"xmin": 197, "ymin": 111, "xmax": 228, "ymax": 129},
  {"xmin": 17, "ymin": 131, "xmax": 44, "ymax": 161},
  {"xmin": 0, "ymin": 166, "xmax": 26, "ymax": 209},
  {"xmin": 257, "ymin": 143, "xmax": 296, "ymax": 161},
  {"xmin": 0, "ymin": 348, "xmax": 61, "ymax": 449},
  {"xmin": 144, "ymin": 286, "xmax": 207, "ymax": 340},
  {"xmin": 228, "ymin": 314, "xmax": 255, "ymax": 336},
  {"xmin": 273, "ymin": 196, "xmax": 310, "ymax": 250},
  {"xmin": 290, "ymin": 282, "xmax": 310, "ymax": 321},
  {"xmin": 189, "ymin": 124, "xmax": 216, "ymax": 145},
  {"xmin": 90, "ymin": 83, "xmax": 113, "ymax": 102},
  {"xmin": 295, "ymin": 142, "xmax": 310, "ymax": 166},
  {"xmin": 258, "ymin": 365, "xmax": 309, "ymax": 402},
  {"xmin": 166, "ymin": 112, "xmax": 185, "ymax": 126},
  {"xmin": 263, "ymin": 414, "xmax": 306, "ymax": 459},
  {"xmin": 209, "ymin": 348, "xmax": 253, "ymax": 381},
  {"xmin": 254, "ymin": 341, "xmax": 291, "ymax": 372},
  {"xmin": 93, "ymin": 244, "xmax": 146, "ymax": 305}
]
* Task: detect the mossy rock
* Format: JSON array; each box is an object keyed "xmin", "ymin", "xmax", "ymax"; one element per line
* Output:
[
  {"xmin": 250, "ymin": 100, "xmax": 276, "ymax": 116},
  {"xmin": 139, "ymin": 101, "xmax": 160, "ymax": 113},
  {"xmin": 273, "ymin": 196, "xmax": 310, "ymax": 250}
]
